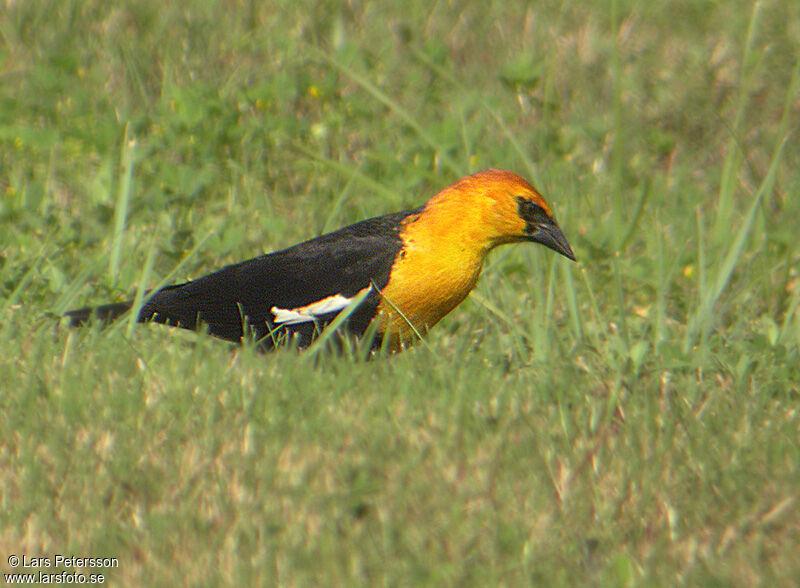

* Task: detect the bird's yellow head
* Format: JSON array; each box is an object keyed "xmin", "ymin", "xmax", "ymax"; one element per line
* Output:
[
  {"xmin": 378, "ymin": 169, "xmax": 576, "ymax": 346},
  {"xmin": 421, "ymin": 169, "xmax": 576, "ymax": 261}
]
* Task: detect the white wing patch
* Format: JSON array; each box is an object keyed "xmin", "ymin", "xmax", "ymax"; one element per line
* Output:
[{"xmin": 270, "ymin": 285, "xmax": 372, "ymax": 325}]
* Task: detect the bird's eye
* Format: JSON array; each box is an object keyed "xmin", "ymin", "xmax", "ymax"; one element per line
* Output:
[{"xmin": 516, "ymin": 197, "xmax": 549, "ymax": 224}]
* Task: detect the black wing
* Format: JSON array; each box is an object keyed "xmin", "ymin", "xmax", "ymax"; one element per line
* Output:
[{"xmin": 138, "ymin": 208, "xmax": 420, "ymax": 348}]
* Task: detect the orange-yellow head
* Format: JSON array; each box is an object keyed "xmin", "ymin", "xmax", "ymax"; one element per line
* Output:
[
  {"xmin": 378, "ymin": 169, "xmax": 575, "ymax": 345},
  {"xmin": 420, "ymin": 169, "xmax": 576, "ymax": 260}
]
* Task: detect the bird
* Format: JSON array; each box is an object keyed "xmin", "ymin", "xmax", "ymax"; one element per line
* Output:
[{"xmin": 64, "ymin": 169, "xmax": 576, "ymax": 352}]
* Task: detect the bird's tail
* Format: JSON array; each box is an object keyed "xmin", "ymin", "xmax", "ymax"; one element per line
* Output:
[
  {"xmin": 63, "ymin": 270, "xmax": 246, "ymax": 343},
  {"xmin": 63, "ymin": 301, "xmax": 134, "ymax": 328}
]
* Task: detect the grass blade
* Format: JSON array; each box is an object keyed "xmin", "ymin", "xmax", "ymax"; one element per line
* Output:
[
  {"xmin": 694, "ymin": 135, "xmax": 788, "ymax": 348},
  {"xmin": 104, "ymin": 230, "xmax": 215, "ymax": 338},
  {"xmin": 321, "ymin": 161, "xmax": 362, "ymax": 235},
  {"xmin": 109, "ymin": 123, "xmax": 136, "ymax": 286},
  {"xmin": 410, "ymin": 46, "xmax": 538, "ymax": 179},
  {"xmin": 126, "ymin": 237, "xmax": 157, "ymax": 337},
  {"xmin": 52, "ymin": 264, "xmax": 98, "ymax": 316},
  {"xmin": 1, "ymin": 254, "xmax": 42, "ymax": 318},
  {"xmin": 291, "ymin": 140, "xmax": 397, "ymax": 201},
  {"xmin": 562, "ymin": 258, "xmax": 582, "ymax": 343},
  {"xmin": 612, "ymin": 253, "xmax": 630, "ymax": 353},
  {"xmin": 373, "ymin": 286, "xmax": 436, "ymax": 355},
  {"xmin": 712, "ymin": 1, "xmax": 762, "ymax": 243},
  {"xmin": 316, "ymin": 50, "xmax": 463, "ymax": 176},
  {"xmin": 302, "ymin": 285, "xmax": 375, "ymax": 359}
]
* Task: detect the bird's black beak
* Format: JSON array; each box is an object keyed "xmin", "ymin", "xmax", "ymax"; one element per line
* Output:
[{"xmin": 531, "ymin": 221, "xmax": 576, "ymax": 261}]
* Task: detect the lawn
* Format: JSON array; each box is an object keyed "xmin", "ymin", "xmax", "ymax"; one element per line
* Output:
[{"xmin": 1, "ymin": 0, "xmax": 799, "ymax": 585}]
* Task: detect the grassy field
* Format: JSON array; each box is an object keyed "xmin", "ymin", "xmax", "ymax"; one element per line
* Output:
[{"xmin": 2, "ymin": 0, "xmax": 799, "ymax": 585}]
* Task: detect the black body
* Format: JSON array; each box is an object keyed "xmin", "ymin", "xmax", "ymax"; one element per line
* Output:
[{"xmin": 65, "ymin": 208, "xmax": 421, "ymax": 349}]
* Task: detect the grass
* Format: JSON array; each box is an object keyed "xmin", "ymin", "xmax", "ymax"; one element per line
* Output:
[{"xmin": 1, "ymin": 0, "xmax": 799, "ymax": 585}]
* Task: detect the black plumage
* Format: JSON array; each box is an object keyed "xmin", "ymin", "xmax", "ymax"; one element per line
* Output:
[{"xmin": 65, "ymin": 208, "xmax": 421, "ymax": 349}]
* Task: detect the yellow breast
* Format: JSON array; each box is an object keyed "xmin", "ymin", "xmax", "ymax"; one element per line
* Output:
[{"xmin": 376, "ymin": 210, "xmax": 490, "ymax": 346}]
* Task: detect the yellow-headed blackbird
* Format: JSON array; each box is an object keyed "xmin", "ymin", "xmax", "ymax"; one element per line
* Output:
[{"xmin": 65, "ymin": 169, "xmax": 575, "ymax": 350}]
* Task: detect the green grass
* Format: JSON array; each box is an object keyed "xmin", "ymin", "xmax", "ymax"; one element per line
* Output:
[{"xmin": 2, "ymin": 0, "xmax": 799, "ymax": 585}]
